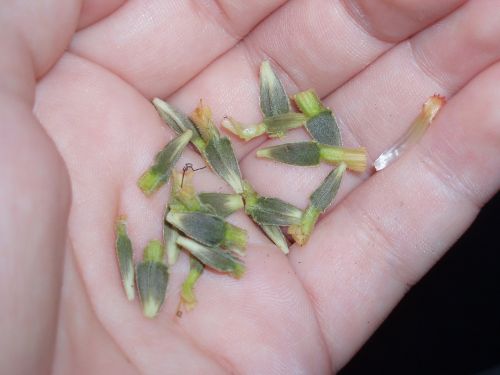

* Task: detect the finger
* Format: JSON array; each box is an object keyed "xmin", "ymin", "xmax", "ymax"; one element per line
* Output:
[
  {"xmin": 77, "ymin": 0, "xmax": 127, "ymax": 30},
  {"xmin": 289, "ymin": 62, "xmax": 500, "ymax": 369},
  {"xmin": 70, "ymin": 0, "xmax": 288, "ymax": 97},
  {"xmin": 1, "ymin": 1, "xmax": 80, "ymax": 373},
  {"xmin": 241, "ymin": 0, "xmax": 500, "ymax": 208},
  {"xmin": 167, "ymin": 0, "xmax": 464, "ymax": 159},
  {"xmin": 35, "ymin": 54, "xmax": 328, "ymax": 372}
]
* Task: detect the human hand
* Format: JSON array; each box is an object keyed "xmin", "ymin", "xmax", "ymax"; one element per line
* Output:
[{"xmin": 2, "ymin": 0, "xmax": 499, "ymax": 373}]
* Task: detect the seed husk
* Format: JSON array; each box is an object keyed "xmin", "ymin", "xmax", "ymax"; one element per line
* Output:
[
  {"xmin": 294, "ymin": 89, "xmax": 342, "ymax": 146},
  {"xmin": 152, "ymin": 98, "xmax": 206, "ymax": 152},
  {"xmin": 136, "ymin": 240, "xmax": 168, "ymax": 318},
  {"xmin": 260, "ymin": 60, "xmax": 291, "ymax": 117},
  {"xmin": 114, "ymin": 216, "xmax": 135, "ymax": 301},
  {"xmin": 198, "ymin": 192, "xmax": 244, "ymax": 217},
  {"xmin": 179, "ymin": 256, "xmax": 204, "ymax": 312},
  {"xmin": 257, "ymin": 141, "xmax": 367, "ymax": 172},
  {"xmin": 374, "ymin": 94, "xmax": 446, "ymax": 171},
  {"xmin": 176, "ymin": 235, "xmax": 245, "ymax": 278},
  {"xmin": 138, "ymin": 130, "xmax": 193, "ymax": 196},
  {"xmin": 289, "ymin": 163, "xmax": 346, "ymax": 245},
  {"xmin": 166, "ymin": 211, "xmax": 247, "ymax": 252}
]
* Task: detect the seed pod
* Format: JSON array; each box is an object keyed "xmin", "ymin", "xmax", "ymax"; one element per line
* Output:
[
  {"xmin": 189, "ymin": 101, "xmax": 244, "ymax": 194},
  {"xmin": 152, "ymin": 98, "xmax": 206, "ymax": 152},
  {"xmin": 198, "ymin": 192, "xmax": 244, "ymax": 217},
  {"xmin": 260, "ymin": 60, "xmax": 291, "ymax": 117},
  {"xmin": 247, "ymin": 197, "xmax": 303, "ymax": 226},
  {"xmin": 374, "ymin": 95, "xmax": 446, "ymax": 171},
  {"xmin": 289, "ymin": 163, "xmax": 346, "ymax": 245},
  {"xmin": 257, "ymin": 141, "xmax": 367, "ymax": 172},
  {"xmin": 180, "ymin": 256, "xmax": 204, "ymax": 312},
  {"xmin": 114, "ymin": 217, "xmax": 135, "ymax": 301},
  {"xmin": 257, "ymin": 141, "xmax": 321, "ymax": 166},
  {"xmin": 294, "ymin": 89, "xmax": 342, "ymax": 147},
  {"xmin": 166, "ymin": 211, "xmax": 247, "ymax": 252},
  {"xmin": 204, "ymin": 136, "xmax": 243, "ymax": 194},
  {"xmin": 242, "ymin": 181, "xmax": 303, "ymax": 226},
  {"xmin": 136, "ymin": 240, "xmax": 168, "ymax": 318},
  {"xmin": 176, "ymin": 235, "xmax": 245, "ymax": 278},
  {"xmin": 138, "ymin": 130, "xmax": 193, "ymax": 196}
]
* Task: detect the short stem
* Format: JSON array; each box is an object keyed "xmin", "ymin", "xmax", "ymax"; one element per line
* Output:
[
  {"xmin": 319, "ymin": 145, "xmax": 367, "ymax": 172},
  {"xmin": 294, "ymin": 89, "xmax": 327, "ymax": 118}
]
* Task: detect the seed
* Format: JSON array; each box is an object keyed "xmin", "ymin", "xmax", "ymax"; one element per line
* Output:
[
  {"xmin": 260, "ymin": 60, "xmax": 291, "ymax": 117},
  {"xmin": 294, "ymin": 89, "xmax": 342, "ymax": 146},
  {"xmin": 166, "ymin": 211, "xmax": 247, "ymax": 252},
  {"xmin": 138, "ymin": 130, "xmax": 193, "ymax": 196},
  {"xmin": 204, "ymin": 136, "xmax": 244, "ymax": 194},
  {"xmin": 114, "ymin": 216, "xmax": 135, "ymax": 301},
  {"xmin": 198, "ymin": 192, "xmax": 244, "ymax": 217},
  {"xmin": 176, "ymin": 235, "xmax": 245, "ymax": 278},
  {"xmin": 289, "ymin": 163, "xmax": 346, "ymax": 245},
  {"xmin": 136, "ymin": 240, "xmax": 168, "ymax": 318},
  {"xmin": 257, "ymin": 141, "xmax": 367, "ymax": 172},
  {"xmin": 152, "ymin": 98, "xmax": 206, "ymax": 152}
]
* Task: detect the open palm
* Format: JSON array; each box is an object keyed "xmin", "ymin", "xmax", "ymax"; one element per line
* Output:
[{"xmin": 3, "ymin": 0, "xmax": 499, "ymax": 373}]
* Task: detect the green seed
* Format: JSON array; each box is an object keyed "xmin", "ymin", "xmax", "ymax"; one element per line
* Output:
[
  {"xmin": 257, "ymin": 141, "xmax": 367, "ymax": 172},
  {"xmin": 198, "ymin": 192, "xmax": 244, "ymax": 217},
  {"xmin": 260, "ymin": 60, "xmax": 290, "ymax": 117},
  {"xmin": 246, "ymin": 196, "xmax": 303, "ymax": 226},
  {"xmin": 205, "ymin": 137, "xmax": 243, "ymax": 194},
  {"xmin": 289, "ymin": 163, "xmax": 346, "ymax": 245},
  {"xmin": 138, "ymin": 130, "xmax": 193, "ymax": 196},
  {"xmin": 294, "ymin": 89, "xmax": 341, "ymax": 146},
  {"xmin": 115, "ymin": 217, "xmax": 135, "ymax": 301},
  {"xmin": 257, "ymin": 141, "xmax": 321, "ymax": 166},
  {"xmin": 136, "ymin": 240, "xmax": 168, "ymax": 318},
  {"xmin": 176, "ymin": 235, "xmax": 245, "ymax": 278},
  {"xmin": 166, "ymin": 211, "xmax": 247, "ymax": 252},
  {"xmin": 152, "ymin": 98, "xmax": 206, "ymax": 152},
  {"xmin": 305, "ymin": 111, "xmax": 341, "ymax": 147}
]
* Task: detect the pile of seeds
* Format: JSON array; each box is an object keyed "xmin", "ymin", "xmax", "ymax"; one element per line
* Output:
[{"xmin": 115, "ymin": 61, "xmax": 444, "ymax": 318}]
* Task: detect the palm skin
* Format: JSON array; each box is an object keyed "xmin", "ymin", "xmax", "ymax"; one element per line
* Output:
[{"xmin": 1, "ymin": 0, "xmax": 499, "ymax": 373}]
